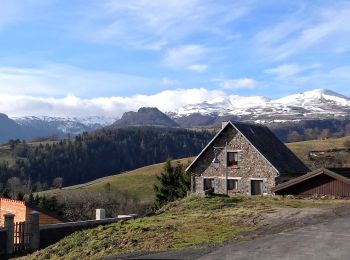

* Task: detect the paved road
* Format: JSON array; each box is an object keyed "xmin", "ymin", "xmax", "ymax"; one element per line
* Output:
[
  {"xmin": 128, "ymin": 210, "xmax": 350, "ymax": 260},
  {"xmin": 198, "ymin": 215, "xmax": 350, "ymax": 260}
]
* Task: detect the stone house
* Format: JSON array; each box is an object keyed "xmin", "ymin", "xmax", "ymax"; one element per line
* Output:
[{"xmin": 186, "ymin": 121, "xmax": 309, "ymax": 195}]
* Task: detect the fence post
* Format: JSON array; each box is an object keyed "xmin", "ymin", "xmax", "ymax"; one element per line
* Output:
[
  {"xmin": 29, "ymin": 211, "xmax": 40, "ymax": 251},
  {"xmin": 96, "ymin": 209, "xmax": 106, "ymax": 220},
  {"xmin": 4, "ymin": 213, "xmax": 14, "ymax": 255}
]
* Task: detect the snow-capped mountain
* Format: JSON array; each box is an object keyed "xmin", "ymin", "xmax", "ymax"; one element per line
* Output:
[
  {"xmin": 168, "ymin": 89, "xmax": 350, "ymax": 123},
  {"xmin": 12, "ymin": 116, "xmax": 117, "ymax": 135},
  {"xmin": 7, "ymin": 89, "xmax": 350, "ymax": 136}
]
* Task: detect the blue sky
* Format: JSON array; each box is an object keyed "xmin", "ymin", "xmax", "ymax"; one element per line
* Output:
[{"xmin": 0, "ymin": 0, "xmax": 350, "ymax": 116}]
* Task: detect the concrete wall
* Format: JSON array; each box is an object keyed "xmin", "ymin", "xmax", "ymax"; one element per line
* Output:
[
  {"xmin": 190, "ymin": 124, "xmax": 279, "ymax": 195},
  {"xmin": 40, "ymin": 216, "xmax": 134, "ymax": 249}
]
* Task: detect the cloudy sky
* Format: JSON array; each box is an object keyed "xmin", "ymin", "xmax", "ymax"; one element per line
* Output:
[{"xmin": 0, "ymin": 0, "xmax": 350, "ymax": 117}]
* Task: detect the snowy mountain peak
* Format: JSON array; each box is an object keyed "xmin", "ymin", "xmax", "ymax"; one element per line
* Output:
[
  {"xmin": 275, "ymin": 89, "xmax": 350, "ymax": 107},
  {"xmin": 169, "ymin": 89, "xmax": 350, "ymax": 122}
]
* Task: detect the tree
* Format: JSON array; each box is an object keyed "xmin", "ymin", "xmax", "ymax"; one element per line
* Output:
[
  {"xmin": 344, "ymin": 139, "xmax": 350, "ymax": 149},
  {"xmin": 287, "ymin": 131, "xmax": 302, "ymax": 143},
  {"xmin": 320, "ymin": 129, "xmax": 331, "ymax": 140},
  {"xmin": 153, "ymin": 160, "xmax": 190, "ymax": 209},
  {"xmin": 52, "ymin": 177, "xmax": 64, "ymax": 189}
]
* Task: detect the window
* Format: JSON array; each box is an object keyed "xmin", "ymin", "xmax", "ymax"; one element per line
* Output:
[
  {"xmin": 203, "ymin": 178, "xmax": 214, "ymax": 191},
  {"xmin": 227, "ymin": 152, "xmax": 239, "ymax": 167},
  {"xmin": 227, "ymin": 179, "xmax": 239, "ymax": 191},
  {"xmin": 250, "ymin": 180, "xmax": 264, "ymax": 195}
]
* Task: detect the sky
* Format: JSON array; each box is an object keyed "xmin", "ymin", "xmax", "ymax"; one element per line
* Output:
[{"xmin": 0, "ymin": 0, "xmax": 350, "ymax": 117}]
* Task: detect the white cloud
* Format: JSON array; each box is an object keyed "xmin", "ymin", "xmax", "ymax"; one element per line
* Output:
[
  {"xmin": 0, "ymin": 88, "xmax": 224, "ymax": 117},
  {"xmin": 0, "ymin": 64, "xmax": 158, "ymax": 97},
  {"xmin": 264, "ymin": 63, "xmax": 321, "ymax": 79},
  {"xmin": 164, "ymin": 45, "xmax": 209, "ymax": 72},
  {"xmin": 187, "ymin": 64, "xmax": 208, "ymax": 72},
  {"xmin": 254, "ymin": 3, "xmax": 350, "ymax": 60},
  {"xmin": 76, "ymin": 0, "xmax": 250, "ymax": 49},
  {"xmin": 161, "ymin": 77, "xmax": 178, "ymax": 85},
  {"xmin": 0, "ymin": 1, "xmax": 54, "ymax": 30},
  {"xmin": 220, "ymin": 78, "xmax": 256, "ymax": 89}
]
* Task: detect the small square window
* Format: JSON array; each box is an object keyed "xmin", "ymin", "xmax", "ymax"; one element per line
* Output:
[
  {"xmin": 227, "ymin": 152, "xmax": 239, "ymax": 167},
  {"xmin": 203, "ymin": 178, "xmax": 214, "ymax": 191},
  {"xmin": 227, "ymin": 179, "xmax": 238, "ymax": 190}
]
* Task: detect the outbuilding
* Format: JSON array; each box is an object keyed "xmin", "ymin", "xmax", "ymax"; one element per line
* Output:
[{"xmin": 272, "ymin": 168, "xmax": 350, "ymax": 197}]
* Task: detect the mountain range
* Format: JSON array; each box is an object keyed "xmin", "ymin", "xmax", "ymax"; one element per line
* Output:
[
  {"xmin": 1, "ymin": 89, "xmax": 349, "ymax": 143},
  {"xmin": 168, "ymin": 89, "xmax": 350, "ymax": 125}
]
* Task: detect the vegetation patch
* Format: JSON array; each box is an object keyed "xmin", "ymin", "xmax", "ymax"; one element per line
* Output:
[{"xmin": 21, "ymin": 195, "xmax": 347, "ymax": 260}]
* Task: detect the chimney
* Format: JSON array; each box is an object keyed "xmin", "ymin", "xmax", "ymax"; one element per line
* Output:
[{"xmin": 222, "ymin": 121, "xmax": 229, "ymax": 129}]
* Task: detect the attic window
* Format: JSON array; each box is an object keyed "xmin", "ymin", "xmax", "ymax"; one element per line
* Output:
[{"xmin": 227, "ymin": 152, "xmax": 239, "ymax": 167}]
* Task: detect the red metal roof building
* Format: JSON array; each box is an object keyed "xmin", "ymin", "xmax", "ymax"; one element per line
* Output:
[{"xmin": 272, "ymin": 168, "xmax": 350, "ymax": 197}]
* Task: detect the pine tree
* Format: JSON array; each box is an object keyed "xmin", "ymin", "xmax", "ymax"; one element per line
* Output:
[{"xmin": 153, "ymin": 160, "xmax": 190, "ymax": 209}]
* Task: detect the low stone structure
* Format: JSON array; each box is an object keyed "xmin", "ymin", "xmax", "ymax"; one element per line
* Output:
[{"xmin": 186, "ymin": 121, "xmax": 309, "ymax": 195}]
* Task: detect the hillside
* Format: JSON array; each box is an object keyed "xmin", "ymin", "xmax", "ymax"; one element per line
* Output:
[
  {"xmin": 23, "ymin": 195, "xmax": 349, "ymax": 260},
  {"xmin": 38, "ymin": 135, "xmax": 350, "ymax": 204},
  {"xmin": 41, "ymin": 157, "xmax": 193, "ymax": 203},
  {"xmin": 286, "ymin": 135, "xmax": 350, "ymax": 169},
  {"xmin": 0, "ymin": 127, "xmax": 213, "ymax": 197}
]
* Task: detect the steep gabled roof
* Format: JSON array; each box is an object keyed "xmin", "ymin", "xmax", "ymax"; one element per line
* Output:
[
  {"xmin": 272, "ymin": 168, "xmax": 350, "ymax": 192},
  {"xmin": 186, "ymin": 121, "xmax": 309, "ymax": 174}
]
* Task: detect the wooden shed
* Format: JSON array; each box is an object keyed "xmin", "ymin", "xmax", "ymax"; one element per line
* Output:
[{"xmin": 272, "ymin": 168, "xmax": 350, "ymax": 197}]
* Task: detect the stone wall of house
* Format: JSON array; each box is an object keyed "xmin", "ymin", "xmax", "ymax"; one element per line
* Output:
[{"xmin": 190, "ymin": 124, "xmax": 279, "ymax": 195}]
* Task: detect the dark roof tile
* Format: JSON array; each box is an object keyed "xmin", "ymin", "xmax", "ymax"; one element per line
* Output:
[{"xmin": 233, "ymin": 122, "xmax": 309, "ymax": 174}]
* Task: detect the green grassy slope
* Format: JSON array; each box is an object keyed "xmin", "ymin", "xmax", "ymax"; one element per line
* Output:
[
  {"xmin": 22, "ymin": 195, "xmax": 348, "ymax": 260},
  {"xmin": 40, "ymin": 157, "xmax": 194, "ymax": 203},
  {"xmin": 286, "ymin": 135, "xmax": 350, "ymax": 159},
  {"xmin": 39, "ymin": 135, "xmax": 350, "ymax": 203}
]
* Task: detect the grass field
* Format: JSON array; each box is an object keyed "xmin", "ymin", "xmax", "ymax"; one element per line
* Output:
[
  {"xmin": 21, "ymin": 195, "xmax": 349, "ymax": 260},
  {"xmin": 286, "ymin": 135, "xmax": 350, "ymax": 159},
  {"xmin": 40, "ymin": 157, "xmax": 194, "ymax": 203}
]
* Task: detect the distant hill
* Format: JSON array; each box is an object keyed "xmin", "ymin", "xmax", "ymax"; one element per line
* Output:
[
  {"xmin": 112, "ymin": 107, "xmax": 178, "ymax": 128},
  {"xmin": 0, "ymin": 126, "xmax": 213, "ymax": 191},
  {"xmin": 0, "ymin": 113, "xmax": 52, "ymax": 143}
]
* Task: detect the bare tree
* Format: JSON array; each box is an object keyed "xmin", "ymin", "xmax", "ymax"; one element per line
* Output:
[
  {"xmin": 52, "ymin": 177, "xmax": 64, "ymax": 189},
  {"xmin": 320, "ymin": 129, "xmax": 331, "ymax": 140},
  {"xmin": 6, "ymin": 177, "xmax": 28, "ymax": 199}
]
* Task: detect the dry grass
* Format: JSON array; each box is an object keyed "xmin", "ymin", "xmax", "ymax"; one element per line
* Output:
[
  {"xmin": 287, "ymin": 135, "xmax": 350, "ymax": 159},
  {"xmin": 20, "ymin": 195, "xmax": 349, "ymax": 260}
]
